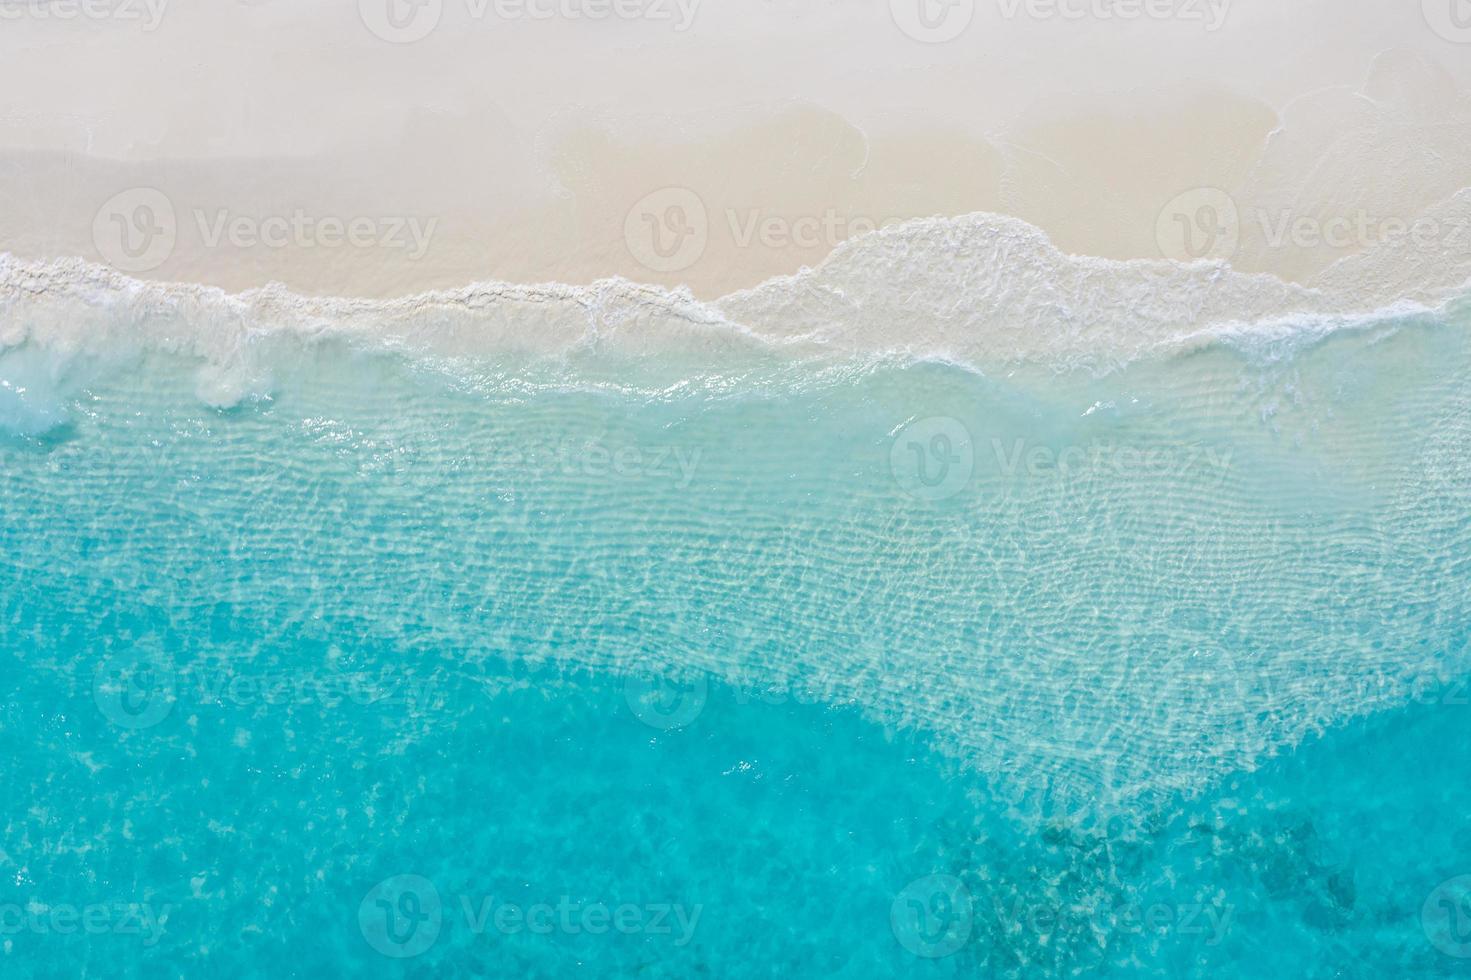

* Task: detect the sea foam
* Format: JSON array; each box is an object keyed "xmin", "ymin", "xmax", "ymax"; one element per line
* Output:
[{"xmin": 4, "ymin": 203, "xmax": 1470, "ymax": 410}]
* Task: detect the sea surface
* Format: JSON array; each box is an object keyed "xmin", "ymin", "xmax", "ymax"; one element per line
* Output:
[{"xmin": 2, "ymin": 275, "xmax": 1470, "ymax": 976}]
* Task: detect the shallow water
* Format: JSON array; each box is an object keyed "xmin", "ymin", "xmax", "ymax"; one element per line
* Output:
[{"xmin": 2, "ymin": 302, "xmax": 1470, "ymax": 976}]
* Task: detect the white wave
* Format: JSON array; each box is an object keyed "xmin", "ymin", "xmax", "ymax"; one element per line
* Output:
[{"xmin": 1, "ymin": 204, "xmax": 1468, "ymax": 408}]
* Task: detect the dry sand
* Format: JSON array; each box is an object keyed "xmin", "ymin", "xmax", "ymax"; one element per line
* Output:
[{"xmin": 2, "ymin": 0, "xmax": 1470, "ymax": 301}]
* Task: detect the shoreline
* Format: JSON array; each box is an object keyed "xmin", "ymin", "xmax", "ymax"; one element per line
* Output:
[{"xmin": 4, "ymin": 206, "xmax": 1467, "ymax": 395}]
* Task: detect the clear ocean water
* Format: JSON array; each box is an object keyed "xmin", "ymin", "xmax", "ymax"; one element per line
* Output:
[{"xmin": 3, "ymin": 299, "xmax": 1471, "ymax": 977}]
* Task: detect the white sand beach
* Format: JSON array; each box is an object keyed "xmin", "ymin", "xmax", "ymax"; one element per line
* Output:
[{"xmin": 2, "ymin": 0, "xmax": 1470, "ymax": 305}]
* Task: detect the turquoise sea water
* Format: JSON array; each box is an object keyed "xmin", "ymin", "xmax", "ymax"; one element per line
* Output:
[{"xmin": 3, "ymin": 302, "xmax": 1471, "ymax": 976}]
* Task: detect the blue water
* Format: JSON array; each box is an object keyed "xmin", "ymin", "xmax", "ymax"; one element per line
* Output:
[{"xmin": 3, "ymin": 308, "xmax": 1471, "ymax": 976}]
